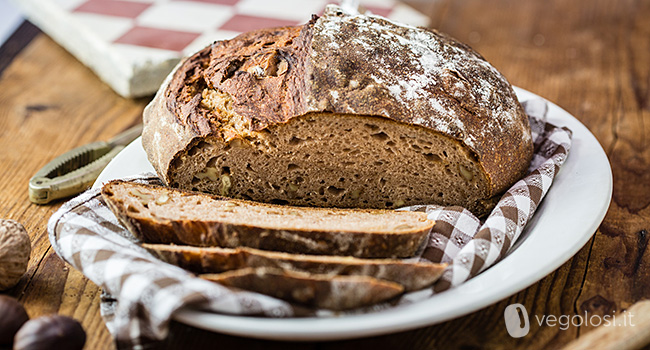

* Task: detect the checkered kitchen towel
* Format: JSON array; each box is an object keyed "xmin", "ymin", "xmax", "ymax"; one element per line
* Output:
[
  {"xmin": 406, "ymin": 98, "xmax": 572, "ymax": 292},
  {"xmin": 48, "ymin": 98, "xmax": 571, "ymax": 347}
]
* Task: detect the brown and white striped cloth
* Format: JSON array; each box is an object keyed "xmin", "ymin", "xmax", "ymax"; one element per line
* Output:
[{"xmin": 48, "ymin": 98, "xmax": 572, "ymax": 348}]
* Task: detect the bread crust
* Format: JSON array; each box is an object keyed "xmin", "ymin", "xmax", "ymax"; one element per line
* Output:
[
  {"xmin": 132, "ymin": 219, "xmax": 428, "ymax": 258},
  {"xmin": 143, "ymin": 6, "xmax": 533, "ymax": 207},
  {"xmin": 201, "ymin": 267, "xmax": 404, "ymax": 310},
  {"xmin": 142, "ymin": 243, "xmax": 446, "ymax": 292}
]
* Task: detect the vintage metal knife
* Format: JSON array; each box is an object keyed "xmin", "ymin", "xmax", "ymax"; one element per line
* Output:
[{"xmin": 29, "ymin": 124, "xmax": 143, "ymax": 204}]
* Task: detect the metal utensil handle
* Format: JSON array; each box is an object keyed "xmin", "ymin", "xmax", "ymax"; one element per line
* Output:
[{"xmin": 29, "ymin": 144, "xmax": 123, "ymax": 204}]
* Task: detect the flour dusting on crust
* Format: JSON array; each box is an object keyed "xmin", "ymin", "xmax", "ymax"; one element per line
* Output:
[{"xmin": 308, "ymin": 5, "xmax": 529, "ymax": 150}]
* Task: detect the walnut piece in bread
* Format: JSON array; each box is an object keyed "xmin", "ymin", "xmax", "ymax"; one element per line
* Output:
[{"xmin": 142, "ymin": 5, "xmax": 533, "ymax": 216}]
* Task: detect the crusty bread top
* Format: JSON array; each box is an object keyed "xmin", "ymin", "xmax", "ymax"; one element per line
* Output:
[{"xmin": 156, "ymin": 5, "xmax": 533, "ymax": 196}]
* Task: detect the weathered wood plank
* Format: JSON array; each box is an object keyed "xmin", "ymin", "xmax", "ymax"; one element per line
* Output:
[
  {"xmin": 0, "ymin": 32, "xmax": 147, "ymax": 349},
  {"xmin": 420, "ymin": 0, "xmax": 650, "ymax": 348}
]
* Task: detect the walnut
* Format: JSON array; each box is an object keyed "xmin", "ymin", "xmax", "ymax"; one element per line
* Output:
[{"xmin": 0, "ymin": 220, "xmax": 31, "ymax": 291}]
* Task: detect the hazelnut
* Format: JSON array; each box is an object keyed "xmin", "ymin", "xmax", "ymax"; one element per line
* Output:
[
  {"xmin": 195, "ymin": 167, "xmax": 219, "ymax": 181},
  {"xmin": 155, "ymin": 193, "xmax": 170, "ymax": 205},
  {"xmin": 276, "ymin": 59, "xmax": 288, "ymax": 75},
  {"xmin": 220, "ymin": 174, "xmax": 232, "ymax": 196},
  {"xmin": 247, "ymin": 65, "xmax": 265, "ymax": 79},
  {"xmin": 13, "ymin": 315, "xmax": 86, "ymax": 350},
  {"xmin": 0, "ymin": 219, "xmax": 31, "ymax": 291},
  {"xmin": 458, "ymin": 165, "xmax": 474, "ymax": 181},
  {"xmin": 0, "ymin": 295, "xmax": 29, "ymax": 345},
  {"xmin": 128, "ymin": 189, "xmax": 154, "ymax": 206}
]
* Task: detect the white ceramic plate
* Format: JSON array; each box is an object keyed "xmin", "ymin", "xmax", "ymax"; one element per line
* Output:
[{"xmin": 94, "ymin": 87, "xmax": 612, "ymax": 341}]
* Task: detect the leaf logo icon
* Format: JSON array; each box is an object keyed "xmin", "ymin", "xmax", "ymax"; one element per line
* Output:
[{"xmin": 504, "ymin": 303, "xmax": 530, "ymax": 338}]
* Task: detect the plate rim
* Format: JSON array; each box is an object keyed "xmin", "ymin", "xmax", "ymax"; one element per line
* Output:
[{"xmin": 95, "ymin": 87, "xmax": 613, "ymax": 341}]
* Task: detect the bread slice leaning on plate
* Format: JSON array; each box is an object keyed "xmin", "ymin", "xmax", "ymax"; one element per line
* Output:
[
  {"xmin": 201, "ymin": 267, "xmax": 404, "ymax": 311},
  {"xmin": 142, "ymin": 243, "xmax": 446, "ymax": 292},
  {"xmin": 101, "ymin": 180, "xmax": 433, "ymax": 259}
]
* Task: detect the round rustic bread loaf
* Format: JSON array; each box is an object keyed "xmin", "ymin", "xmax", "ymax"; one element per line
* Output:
[{"xmin": 142, "ymin": 5, "xmax": 533, "ymax": 216}]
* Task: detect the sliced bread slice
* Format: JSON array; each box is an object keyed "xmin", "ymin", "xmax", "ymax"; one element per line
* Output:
[
  {"xmin": 201, "ymin": 267, "xmax": 404, "ymax": 310},
  {"xmin": 142, "ymin": 243, "xmax": 446, "ymax": 292},
  {"xmin": 102, "ymin": 180, "xmax": 433, "ymax": 258}
]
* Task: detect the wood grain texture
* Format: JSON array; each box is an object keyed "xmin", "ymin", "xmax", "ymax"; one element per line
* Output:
[
  {"xmin": 0, "ymin": 0, "xmax": 648, "ymax": 349},
  {"xmin": 562, "ymin": 300, "xmax": 650, "ymax": 350},
  {"xmin": 0, "ymin": 31, "xmax": 146, "ymax": 350}
]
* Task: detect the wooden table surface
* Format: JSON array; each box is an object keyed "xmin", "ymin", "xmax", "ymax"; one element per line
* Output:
[{"xmin": 0, "ymin": 0, "xmax": 648, "ymax": 349}]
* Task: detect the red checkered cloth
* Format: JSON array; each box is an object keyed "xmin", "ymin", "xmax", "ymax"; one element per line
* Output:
[
  {"xmin": 48, "ymin": 97, "xmax": 571, "ymax": 347},
  {"xmin": 407, "ymin": 98, "xmax": 572, "ymax": 292},
  {"xmin": 10, "ymin": 0, "xmax": 429, "ymax": 97}
]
